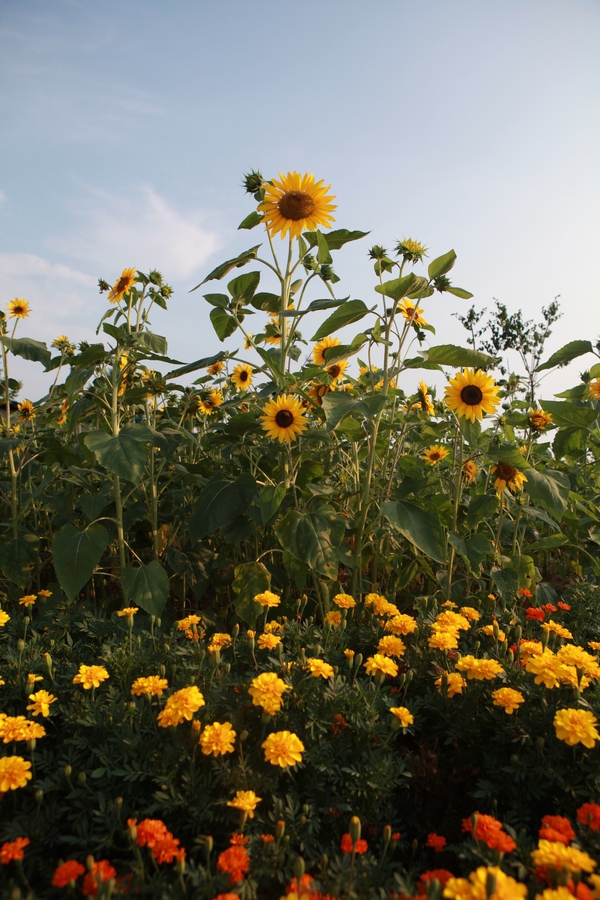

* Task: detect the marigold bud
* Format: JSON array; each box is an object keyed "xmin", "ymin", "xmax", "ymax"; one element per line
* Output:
[
  {"xmin": 514, "ymin": 625, "xmax": 522, "ymax": 642},
  {"xmin": 275, "ymin": 820, "xmax": 286, "ymax": 840},
  {"xmin": 35, "ymin": 789, "xmax": 44, "ymax": 804},
  {"xmin": 17, "ymin": 639, "xmax": 25, "ymax": 652},
  {"xmin": 354, "ymin": 653, "xmax": 363, "ymax": 670},
  {"xmin": 78, "ymin": 772, "xmax": 86, "ymax": 784},
  {"xmin": 231, "ymin": 623, "xmax": 239, "ymax": 639},
  {"xmin": 156, "ymin": 618, "xmax": 161, "ymax": 628},
  {"xmin": 383, "ymin": 825, "xmax": 392, "ymax": 844},
  {"xmin": 63, "ymin": 765, "xmax": 72, "ymax": 778},
  {"xmin": 293, "ymin": 856, "xmax": 305, "ymax": 880},
  {"xmin": 205, "ymin": 836, "xmax": 213, "ymax": 855},
  {"xmin": 349, "ymin": 815, "xmax": 361, "ymax": 843}
]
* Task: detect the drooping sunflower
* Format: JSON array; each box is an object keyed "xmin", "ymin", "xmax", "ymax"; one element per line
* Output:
[
  {"xmin": 108, "ymin": 268, "xmax": 137, "ymax": 304},
  {"xmin": 17, "ymin": 400, "xmax": 35, "ymax": 422},
  {"xmin": 399, "ymin": 299, "xmax": 428, "ymax": 327},
  {"xmin": 444, "ymin": 368, "xmax": 500, "ymax": 423},
  {"xmin": 492, "ymin": 461, "xmax": 527, "ymax": 494},
  {"xmin": 7, "ymin": 298, "xmax": 30, "ymax": 319},
  {"xmin": 588, "ymin": 379, "xmax": 600, "ymax": 400},
  {"xmin": 529, "ymin": 408, "xmax": 553, "ymax": 430},
  {"xmin": 198, "ymin": 390, "xmax": 224, "ymax": 416},
  {"xmin": 325, "ymin": 359, "xmax": 348, "ymax": 383},
  {"xmin": 259, "ymin": 171, "xmax": 336, "ymax": 240},
  {"xmin": 207, "ymin": 361, "xmax": 224, "ymax": 376},
  {"xmin": 313, "ymin": 336, "xmax": 341, "ymax": 365},
  {"xmin": 261, "ymin": 395, "xmax": 307, "ymax": 443},
  {"xmin": 421, "ymin": 444, "xmax": 449, "ymax": 466},
  {"xmin": 462, "ymin": 459, "xmax": 478, "ymax": 483},
  {"xmin": 231, "ymin": 363, "xmax": 253, "ymax": 391}
]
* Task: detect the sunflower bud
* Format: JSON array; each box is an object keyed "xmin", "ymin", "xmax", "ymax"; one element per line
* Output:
[{"xmin": 243, "ymin": 169, "xmax": 264, "ymax": 196}]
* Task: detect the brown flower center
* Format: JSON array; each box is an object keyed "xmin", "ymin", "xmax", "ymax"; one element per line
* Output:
[
  {"xmin": 275, "ymin": 409, "xmax": 294, "ymax": 428},
  {"xmin": 278, "ymin": 191, "xmax": 315, "ymax": 221},
  {"xmin": 495, "ymin": 462, "xmax": 516, "ymax": 481},
  {"xmin": 327, "ymin": 364, "xmax": 341, "ymax": 379},
  {"xmin": 115, "ymin": 276, "xmax": 131, "ymax": 294},
  {"xmin": 430, "ymin": 451, "xmax": 441, "ymax": 461},
  {"xmin": 239, "ymin": 370, "xmax": 249, "ymax": 382},
  {"xmin": 460, "ymin": 384, "xmax": 483, "ymax": 405}
]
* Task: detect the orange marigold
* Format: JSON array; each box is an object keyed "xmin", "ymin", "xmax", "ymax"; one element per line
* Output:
[
  {"xmin": 51, "ymin": 859, "xmax": 86, "ymax": 887},
  {"xmin": 539, "ymin": 815, "xmax": 575, "ymax": 845},
  {"xmin": 217, "ymin": 844, "xmax": 249, "ymax": 884},
  {"xmin": 0, "ymin": 837, "xmax": 29, "ymax": 863},
  {"xmin": 340, "ymin": 833, "xmax": 368, "ymax": 854}
]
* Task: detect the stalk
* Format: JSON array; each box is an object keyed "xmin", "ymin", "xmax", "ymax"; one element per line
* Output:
[
  {"xmin": 1, "ymin": 336, "xmax": 19, "ymax": 536},
  {"xmin": 446, "ymin": 426, "xmax": 463, "ymax": 600},
  {"xmin": 111, "ymin": 352, "xmax": 127, "ymax": 586}
]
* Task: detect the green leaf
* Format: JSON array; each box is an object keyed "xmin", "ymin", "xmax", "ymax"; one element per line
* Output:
[
  {"xmin": 188, "ymin": 473, "xmax": 258, "ymax": 542},
  {"xmin": 0, "ymin": 336, "xmax": 51, "ymax": 369},
  {"xmin": 203, "ymin": 293, "xmax": 229, "ymax": 308},
  {"xmin": 536, "ymin": 340, "xmax": 593, "ymax": 372},
  {"xmin": 449, "ymin": 531, "xmax": 492, "ymax": 572},
  {"xmin": 419, "ymin": 344, "xmax": 499, "ymax": 369},
  {"xmin": 209, "ymin": 307, "xmax": 237, "ymax": 341},
  {"xmin": 223, "ymin": 413, "xmax": 262, "ymax": 437},
  {"xmin": 491, "ymin": 554, "xmax": 535, "ymax": 599},
  {"xmin": 525, "ymin": 533, "xmax": 568, "ymax": 552},
  {"xmin": 228, "ymin": 271, "xmax": 260, "ymax": 304},
  {"xmin": 311, "ymin": 300, "xmax": 370, "ymax": 341},
  {"xmin": 428, "ymin": 249, "xmax": 456, "ymax": 280},
  {"xmin": 540, "ymin": 400, "xmax": 597, "ymax": 428},
  {"xmin": 374, "ymin": 273, "xmax": 417, "ymax": 302},
  {"xmin": 52, "ymin": 523, "xmax": 110, "ymax": 601},
  {"xmin": 525, "ymin": 468, "xmax": 570, "ymax": 519},
  {"xmin": 165, "ymin": 351, "xmax": 228, "ymax": 380},
  {"xmin": 553, "ymin": 426, "xmax": 587, "ymax": 459},
  {"xmin": 70, "ymin": 343, "xmax": 106, "ymax": 367},
  {"xmin": 238, "ymin": 211, "xmax": 264, "ymax": 230},
  {"xmin": 319, "ymin": 392, "xmax": 387, "ymax": 431},
  {"xmin": 232, "ymin": 561, "xmax": 270, "ymax": 626},
  {"xmin": 121, "ymin": 560, "xmax": 169, "ymax": 617},
  {"xmin": 250, "ymin": 291, "xmax": 280, "ymax": 312},
  {"xmin": 446, "ymin": 286, "xmax": 474, "ymax": 299},
  {"xmin": 136, "ymin": 331, "xmax": 168, "ymax": 355},
  {"xmin": 303, "ymin": 229, "xmax": 369, "ymax": 251},
  {"xmin": 0, "ymin": 535, "xmax": 39, "ymax": 588},
  {"xmin": 381, "ymin": 499, "xmax": 446, "ymax": 563},
  {"xmin": 258, "ymin": 483, "xmax": 287, "ymax": 526},
  {"xmin": 554, "ymin": 384, "xmax": 587, "ymax": 400},
  {"xmin": 315, "ymin": 230, "xmax": 333, "ymax": 265},
  {"xmin": 84, "ymin": 423, "xmax": 152, "ymax": 485},
  {"xmin": 321, "ymin": 333, "xmax": 367, "ymax": 366},
  {"xmin": 275, "ymin": 508, "xmax": 346, "ymax": 579},
  {"xmin": 467, "ymin": 493, "xmax": 499, "ymax": 529},
  {"xmin": 191, "ymin": 245, "xmax": 261, "ymax": 289},
  {"xmin": 487, "ymin": 444, "xmax": 530, "ymax": 471}
]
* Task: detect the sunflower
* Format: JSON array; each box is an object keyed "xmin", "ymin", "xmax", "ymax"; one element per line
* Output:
[
  {"xmin": 529, "ymin": 408, "xmax": 553, "ymax": 430},
  {"xmin": 492, "ymin": 461, "xmax": 527, "ymax": 493},
  {"xmin": 444, "ymin": 368, "xmax": 500, "ymax": 423},
  {"xmin": 17, "ymin": 400, "xmax": 35, "ymax": 422},
  {"xmin": 325, "ymin": 360, "xmax": 348, "ymax": 383},
  {"xmin": 199, "ymin": 390, "xmax": 224, "ymax": 415},
  {"xmin": 399, "ymin": 299, "xmax": 428, "ymax": 326},
  {"xmin": 589, "ymin": 379, "xmax": 600, "ymax": 400},
  {"xmin": 259, "ymin": 171, "xmax": 336, "ymax": 240},
  {"xmin": 462, "ymin": 459, "xmax": 478, "ymax": 483},
  {"xmin": 261, "ymin": 395, "xmax": 308, "ymax": 443},
  {"xmin": 313, "ymin": 336, "xmax": 341, "ymax": 365},
  {"xmin": 395, "ymin": 237, "xmax": 428, "ymax": 264},
  {"xmin": 7, "ymin": 299, "xmax": 30, "ymax": 319},
  {"xmin": 421, "ymin": 444, "xmax": 449, "ymax": 466},
  {"xmin": 308, "ymin": 382, "xmax": 334, "ymax": 406},
  {"xmin": 244, "ymin": 334, "xmax": 254, "ymax": 350},
  {"xmin": 207, "ymin": 361, "xmax": 224, "ymax": 376},
  {"xmin": 108, "ymin": 268, "xmax": 137, "ymax": 304},
  {"xmin": 231, "ymin": 363, "xmax": 253, "ymax": 392}
]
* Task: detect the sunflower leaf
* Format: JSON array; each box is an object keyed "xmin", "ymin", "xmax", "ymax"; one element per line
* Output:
[
  {"xmin": 190, "ymin": 245, "xmax": 261, "ymax": 289},
  {"xmin": 374, "ymin": 273, "xmax": 417, "ymax": 302},
  {"xmin": 427, "ymin": 249, "xmax": 457, "ymax": 280},
  {"xmin": 311, "ymin": 300, "xmax": 370, "ymax": 341},
  {"xmin": 536, "ymin": 340, "xmax": 593, "ymax": 372},
  {"xmin": 419, "ymin": 345, "xmax": 499, "ymax": 369}
]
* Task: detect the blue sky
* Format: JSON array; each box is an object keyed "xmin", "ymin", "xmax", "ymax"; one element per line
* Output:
[{"xmin": 1, "ymin": 0, "xmax": 599, "ymax": 398}]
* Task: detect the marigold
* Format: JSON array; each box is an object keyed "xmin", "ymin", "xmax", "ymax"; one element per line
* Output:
[
  {"xmin": 385, "ymin": 613, "xmax": 418, "ymax": 635},
  {"xmin": 0, "ymin": 756, "xmax": 32, "ymax": 790},
  {"xmin": 0, "ymin": 610, "xmax": 9, "ymax": 626},
  {"xmin": 462, "ymin": 814, "xmax": 517, "ymax": 853},
  {"xmin": 26, "ymin": 690, "xmax": 57, "ymax": 717},
  {"xmin": 0, "ymin": 715, "xmax": 46, "ymax": 743},
  {"xmin": 82, "ymin": 860, "xmax": 117, "ymax": 897},
  {"xmin": 254, "ymin": 590, "xmax": 281, "ymax": 608},
  {"xmin": 460, "ymin": 607, "xmax": 481, "ymax": 622},
  {"xmin": 455, "ymin": 656, "xmax": 504, "ymax": 681},
  {"xmin": 117, "ymin": 606, "xmax": 138, "ymax": 617},
  {"xmin": 435, "ymin": 672, "xmax": 467, "ymax": 697},
  {"xmin": 217, "ymin": 844, "xmax": 250, "ymax": 884},
  {"xmin": 248, "ymin": 672, "xmax": 290, "ymax": 715},
  {"xmin": 429, "ymin": 630, "xmax": 459, "ymax": 651},
  {"xmin": 544, "ymin": 620, "xmax": 573, "ymax": 640},
  {"xmin": 426, "ymin": 833, "xmax": 447, "ymax": 852},
  {"xmin": 492, "ymin": 688, "xmax": 525, "ymax": 715},
  {"xmin": 227, "ymin": 790, "xmax": 262, "ymax": 818},
  {"xmin": 177, "ymin": 614, "xmax": 202, "ymax": 631},
  {"xmin": 557, "ymin": 646, "xmax": 600, "ymax": 678},
  {"xmin": 340, "ymin": 833, "xmax": 368, "ymax": 854},
  {"xmin": 481, "ymin": 624, "xmax": 506, "ymax": 642},
  {"xmin": 444, "ymin": 866, "xmax": 526, "ymax": 900},
  {"xmin": 258, "ymin": 633, "xmax": 282, "ymax": 650},
  {"xmin": 306, "ymin": 658, "xmax": 334, "ymax": 679},
  {"xmin": 364, "ymin": 654, "xmax": 398, "ymax": 678},
  {"xmin": 262, "ymin": 730, "xmax": 305, "ymax": 767},
  {"xmin": 532, "ymin": 840, "xmax": 596, "ymax": 873},
  {"xmin": 325, "ymin": 610, "xmax": 342, "ymax": 627},
  {"xmin": 390, "ymin": 706, "xmax": 414, "ymax": 727},
  {"xmin": 378, "ymin": 635, "xmax": 406, "ymax": 658},
  {"xmin": 436, "ymin": 611, "xmax": 470, "ymax": 631},
  {"xmin": 51, "ymin": 859, "xmax": 86, "ymax": 887},
  {"xmin": 72, "ymin": 664, "xmax": 109, "ymax": 689},
  {"xmin": 553, "ymin": 709, "xmax": 600, "ymax": 749},
  {"xmin": 199, "ymin": 721, "xmax": 236, "ymax": 757},
  {"xmin": 577, "ymin": 803, "xmax": 600, "ymax": 832},
  {"xmin": 333, "ymin": 593, "xmax": 356, "ymax": 609},
  {"xmin": 0, "ymin": 837, "xmax": 29, "ymax": 863},
  {"xmin": 157, "ymin": 686, "xmax": 205, "ymax": 727},
  {"xmin": 131, "ymin": 675, "xmax": 168, "ymax": 696},
  {"xmin": 19, "ymin": 594, "xmax": 36, "ymax": 607},
  {"xmin": 526, "ymin": 607, "xmax": 545, "ymax": 622},
  {"xmin": 539, "ymin": 815, "xmax": 576, "ymax": 845}
]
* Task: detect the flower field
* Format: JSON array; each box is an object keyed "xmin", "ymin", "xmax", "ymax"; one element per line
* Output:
[{"xmin": 2, "ymin": 171, "xmax": 600, "ymax": 899}]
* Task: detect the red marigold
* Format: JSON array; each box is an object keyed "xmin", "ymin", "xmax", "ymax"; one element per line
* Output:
[
  {"xmin": 287, "ymin": 874, "xmax": 318, "ymax": 898},
  {"xmin": 153, "ymin": 835, "xmax": 183, "ymax": 865},
  {"xmin": 568, "ymin": 881, "xmax": 594, "ymax": 900},
  {"xmin": 82, "ymin": 860, "xmax": 117, "ymax": 897},
  {"xmin": 217, "ymin": 845, "xmax": 249, "ymax": 884},
  {"xmin": 133, "ymin": 818, "xmax": 170, "ymax": 848},
  {"xmin": 558, "ymin": 602, "xmax": 571, "ymax": 611},
  {"xmin": 52, "ymin": 859, "xmax": 86, "ymax": 887},
  {"xmin": 425, "ymin": 833, "xmax": 447, "ymax": 852},
  {"xmin": 577, "ymin": 802, "xmax": 600, "ymax": 832},
  {"xmin": 526, "ymin": 607, "xmax": 545, "ymax": 621},
  {"xmin": 520, "ymin": 589, "xmax": 534, "ymax": 598},
  {"xmin": 461, "ymin": 813, "xmax": 516, "ymax": 853},
  {"xmin": 332, "ymin": 713, "xmax": 348, "ymax": 734},
  {"xmin": 418, "ymin": 869, "xmax": 454, "ymax": 894},
  {"xmin": 0, "ymin": 837, "xmax": 30, "ymax": 863},
  {"xmin": 340, "ymin": 833, "xmax": 368, "ymax": 854},
  {"xmin": 542, "ymin": 604, "xmax": 557, "ymax": 613},
  {"xmin": 261, "ymin": 834, "xmax": 275, "ymax": 843},
  {"xmin": 539, "ymin": 815, "xmax": 575, "ymax": 845},
  {"xmin": 230, "ymin": 833, "xmax": 249, "ymax": 846}
]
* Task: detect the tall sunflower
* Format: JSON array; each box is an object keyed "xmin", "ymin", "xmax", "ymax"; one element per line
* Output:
[
  {"xmin": 421, "ymin": 444, "xmax": 449, "ymax": 466},
  {"xmin": 492, "ymin": 462, "xmax": 527, "ymax": 494},
  {"xmin": 444, "ymin": 368, "xmax": 500, "ymax": 423},
  {"xmin": 259, "ymin": 172, "xmax": 336, "ymax": 240},
  {"xmin": 199, "ymin": 390, "xmax": 224, "ymax": 416},
  {"xmin": 312, "ymin": 336, "xmax": 341, "ymax": 366},
  {"xmin": 232, "ymin": 363, "xmax": 253, "ymax": 391},
  {"xmin": 399, "ymin": 299, "xmax": 428, "ymax": 327},
  {"xmin": 7, "ymin": 299, "xmax": 30, "ymax": 319},
  {"xmin": 108, "ymin": 268, "xmax": 137, "ymax": 304},
  {"xmin": 261, "ymin": 395, "xmax": 307, "ymax": 443}
]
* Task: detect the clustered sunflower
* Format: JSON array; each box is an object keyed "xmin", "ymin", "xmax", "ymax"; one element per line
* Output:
[{"xmin": 260, "ymin": 395, "xmax": 307, "ymax": 443}]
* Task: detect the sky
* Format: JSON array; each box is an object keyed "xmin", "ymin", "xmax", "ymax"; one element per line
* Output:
[{"xmin": 1, "ymin": 0, "xmax": 599, "ymax": 400}]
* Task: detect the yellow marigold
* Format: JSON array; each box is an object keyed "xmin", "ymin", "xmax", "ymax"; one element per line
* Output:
[
  {"xmin": 526, "ymin": 650, "xmax": 564, "ymax": 689},
  {"xmin": 117, "ymin": 607, "xmax": 138, "ymax": 618},
  {"xmin": 18, "ymin": 594, "xmax": 37, "ymax": 607},
  {"xmin": 543, "ymin": 620, "xmax": 573, "ymax": 640},
  {"xmin": 264, "ymin": 621, "xmax": 284, "ymax": 633},
  {"xmin": 0, "ymin": 715, "xmax": 46, "ymax": 743},
  {"xmin": 588, "ymin": 875, "xmax": 600, "ymax": 899},
  {"xmin": 553, "ymin": 709, "xmax": 600, "ymax": 749},
  {"xmin": 199, "ymin": 721, "xmax": 236, "ymax": 757},
  {"xmin": 364, "ymin": 593, "xmax": 399, "ymax": 617},
  {"xmin": 254, "ymin": 591, "xmax": 281, "ymax": 608},
  {"xmin": 460, "ymin": 606, "xmax": 481, "ymax": 622},
  {"xmin": 519, "ymin": 640, "xmax": 543, "ymax": 660},
  {"xmin": 332, "ymin": 593, "xmax": 356, "ymax": 609},
  {"xmin": 26, "ymin": 690, "xmax": 57, "ymax": 717},
  {"xmin": 377, "ymin": 635, "xmax": 406, "ymax": 658},
  {"xmin": 481, "ymin": 624, "xmax": 507, "ymax": 642},
  {"xmin": 385, "ymin": 614, "xmax": 418, "ymax": 635},
  {"xmin": 390, "ymin": 706, "xmax": 414, "ymax": 727},
  {"xmin": 557, "ymin": 645, "xmax": 600, "ymax": 678},
  {"xmin": 226, "ymin": 790, "xmax": 262, "ymax": 818},
  {"xmin": 27, "ymin": 674, "xmax": 42, "ymax": 686},
  {"xmin": 72, "ymin": 664, "xmax": 109, "ymax": 690},
  {"xmin": 455, "ymin": 656, "xmax": 504, "ymax": 681},
  {"xmin": 536, "ymin": 889, "xmax": 578, "ymax": 900},
  {"xmin": 157, "ymin": 686, "xmax": 205, "ymax": 727},
  {"xmin": 588, "ymin": 642, "xmax": 600, "ymax": 651},
  {"xmin": 436, "ymin": 611, "xmax": 470, "ymax": 631},
  {"xmin": 324, "ymin": 610, "xmax": 342, "ymax": 627},
  {"xmin": 208, "ymin": 633, "xmax": 232, "ymax": 650},
  {"xmin": 492, "ymin": 687, "xmax": 525, "ymax": 714},
  {"xmin": 248, "ymin": 672, "xmax": 290, "ymax": 715},
  {"xmin": 0, "ymin": 610, "xmax": 10, "ymax": 626},
  {"xmin": 0, "ymin": 756, "xmax": 32, "ymax": 791},
  {"xmin": 131, "ymin": 676, "xmax": 168, "ymax": 697},
  {"xmin": 262, "ymin": 730, "xmax": 305, "ymax": 767},
  {"xmin": 364, "ymin": 654, "xmax": 398, "ymax": 678},
  {"xmin": 435, "ymin": 672, "xmax": 466, "ymax": 697},
  {"xmin": 344, "ymin": 649, "xmax": 355, "ymax": 660},
  {"xmin": 258, "ymin": 633, "xmax": 282, "ymax": 650},
  {"xmin": 177, "ymin": 614, "xmax": 202, "ymax": 631},
  {"xmin": 444, "ymin": 866, "xmax": 527, "ymax": 900},
  {"xmin": 531, "ymin": 839, "xmax": 596, "ymax": 873},
  {"xmin": 429, "ymin": 630, "xmax": 459, "ymax": 651},
  {"xmin": 306, "ymin": 658, "xmax": 334, "ymax": 679}
]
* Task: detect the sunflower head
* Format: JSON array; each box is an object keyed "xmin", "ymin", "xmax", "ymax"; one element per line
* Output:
[
  {"xmin": 492, "ymin": 461, "xmax": 527, "ymax": 494},
  {"xmin": 313, "ymin": 336, "xmax": 341, "ymax": 366},
  {"xmin": 444, "ymin": 368, "xmax": 500, "ymax": 423},
  {"xmin": 261, "ymin": 395, "xmax": 308, "ymax": 443},
  {"xmin": 588, "ymin": 379, "xmax": 600, "ymax": 400},
  {"xmin": 17, "ymin": 400, "xmax": 35, "ymax": 422},
  {"xmin": 108, "ymin": 268, "xmax": 137, "ymax": 305},
  {"xmin": 421, "ymin": 444, "xmax": 449, "ymax": 466},
  {"xmin": 399, "ymin": 300, "xmax": 428, "ymax": 327},
  {"xmin": 259, "ymin": 172, "xmax": 336, "ymax": 240},
  {"xmin": 199, "ymin": 390, "xmax": 224, "ymax": 416},
  {"xmin": 529, "ymin": 408, "xmax": 553, "ymax": 430},
  {"xmin": 7, "ymin": 299, "xmax": 30, "ymax": 319},
  {"xmin": 232, "ymin": 364, "xmax": 253, "ymax": 392},
  {"xmin": 207, "ymin": 361, "xmax": 224, "ymax": 376},
  {"xmin": 463, "ymin": 459, "xmax": 478, "ymax": 483},
  {"xmin": 395, "ymin": 238, "xmax": 428, "ymax": 265},
  {"xmin": 325, "ymin": 360, "xmax": 348, "ymax": 383}
]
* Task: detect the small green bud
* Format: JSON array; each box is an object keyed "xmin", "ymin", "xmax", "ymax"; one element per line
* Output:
[
  {"xmin": 293, "ymin": 856, "xmax": 305, "ymax": 880},
  {"xmin": 349, "ymin": 815, "xmax": 361, "ymax": 843},
  {"xmin": 275, "ymin": 820, "xmax": 286, "ymax": 840},
  {"xmin": 78, "ymin": 771, "xmax": 86, "ymax": 784}
]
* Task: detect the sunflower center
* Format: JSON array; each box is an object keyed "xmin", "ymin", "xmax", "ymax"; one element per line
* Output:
[
  {"xmin": 275, "ymin": 409, "xmax": 295, "ymax": 428},
  {"xmin": 460, "ymin": 385, "xmax": 483, "ymax": 406},
  {"xmin": 496, "ymin": 462, "xmax": 516, "ymax": 481},
  {"xmin": 240, "ymin": 370, "xmax": 249, "ymax": 382},
  {"xmin": 327, "ymin": 364, "xmax": 341, "ymax": 379},
  {"xmin": 430, "ymin": 451, "xmax": 441, "ymax": 461},
  {"xmin": 115, "ymin": 276, "xmax": 130, "ymax": 293},
  {"xmin": 278, "ymin": 191, "xmax": 315, "ymax": 221}
]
